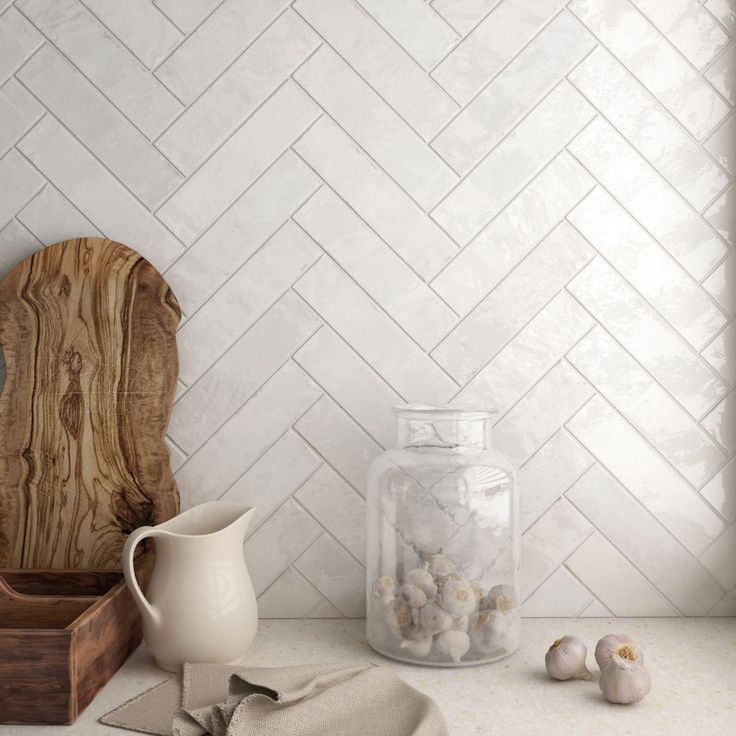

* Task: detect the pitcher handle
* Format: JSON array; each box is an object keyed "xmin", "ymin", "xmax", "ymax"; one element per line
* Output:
[{"xmin": 123, "ymin": 526, "xmax": 161, "ymax": 626}]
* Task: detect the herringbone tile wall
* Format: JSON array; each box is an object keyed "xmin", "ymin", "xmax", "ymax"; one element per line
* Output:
[{"xmin": 0, "ymin": 0, "xmax": 734, "ymax": 618}]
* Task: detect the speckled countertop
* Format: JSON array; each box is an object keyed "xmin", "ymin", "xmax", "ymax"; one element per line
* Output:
[{"xmin": 6, "ymin": 618, "xmax": 735, "ymax": 735}]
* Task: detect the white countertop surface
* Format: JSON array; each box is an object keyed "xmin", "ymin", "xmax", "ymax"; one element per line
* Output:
[{"xmin": 3, "ymin": 618, "xmax": 734, "ymax": 735}]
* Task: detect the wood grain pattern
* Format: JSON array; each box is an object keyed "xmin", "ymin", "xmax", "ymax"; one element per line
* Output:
[{"xmin": 0, "ymin": 237, "xmax": 181, "ymax": 570}]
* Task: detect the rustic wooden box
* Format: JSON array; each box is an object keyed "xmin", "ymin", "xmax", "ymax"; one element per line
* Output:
[{"xmin": 0, "ymin": 569, "xmax": 143, "ymax": 725}]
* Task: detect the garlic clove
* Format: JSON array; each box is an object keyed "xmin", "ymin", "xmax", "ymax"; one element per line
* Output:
[
  {"xmin": 400, "ymin": 583, "xmax": 427, "ymax": 608},
  {"xmin": 399, "ymin": 637, "xmax": 433, "ymax": 657},
  {"xmin": 482, "ymin": 584, "xmax": 517, "ymax": 615},
  {"xmin": 469, "ymin": 608, "xmax": 509, "ymax": 655},
  {"xmin": 372, "ymin": 575, "xmax": 396, "ymax": 599},
  {"xmin": 599, "ymin": 653, "xmax": 651, "ymax": 704},
  {"xmin": 545, "ymin": 635, "xmax": 592, "ymax": 681},
  {"xmin": 418, "ymin": 601, "xmax": 453, "ymax": 638},
  {"xmin": 436, "ymin": 629, "xmax": 470, "ymax": 663},
  {"xmin": 405, "ymin": 564, "xmax": 438, "ymax": 598},
  {"xmin": 469, "ymin": 581, "xmax": 485, "ymax": 602},
  {"xmin": 426, "ymin": 552, "xmax": 456, "ymax": 579},
  {"xmin": 453, "ymin": 614, "xmax": 470, "ymax": 633},
  {"xmin": 441, "ymin": 578, "xmax": 477, "ymax": 617},
  {"xmin": 595, "ymin": 634, "xmax": 643, "ymax": 670}
]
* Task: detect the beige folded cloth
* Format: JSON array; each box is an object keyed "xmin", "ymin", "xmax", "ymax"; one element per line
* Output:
[{"xmin": 100, "ymin": 662, "xmax": 448, "ymax": 736}]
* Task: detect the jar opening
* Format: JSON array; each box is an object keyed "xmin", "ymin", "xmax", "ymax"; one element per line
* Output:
[{"xmin": 393, "ymin": 404, "xmax": 497, "ymax": 422}]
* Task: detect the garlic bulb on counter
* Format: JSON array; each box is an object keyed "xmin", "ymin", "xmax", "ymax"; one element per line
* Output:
[
  {"xmin": 599, "ymin": 653, "xmax": 652, "ymax": 704},
  {"xmin": 595, "ymin": 633, "xmax": 643, "ymax": 669},
  {"xmin": 545, "ymin": 635, "xmax": 592, "ymax": 681}
]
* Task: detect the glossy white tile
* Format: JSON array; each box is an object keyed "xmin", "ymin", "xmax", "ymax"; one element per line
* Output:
[
  {"xmin": 704, "ymin": 184, "xmax": 736, "ymax": 247},
  {"xmin": 431, "ymin": 152, "xmax": 594, "ymax": 315},
  {"xmin": 294, "ymin": 117, "xmax": 456, "ymax": 280},
  {"xmin": 567, "ymin": 464, "xmax": 726, "ymax": 615},
  {"xmin": 0, "ymin": 79, "xmax": 41, "ymax": 154},
  {"xmin": 702, "ymin": 251, "xmax": 736, "ymax": 316},
  {"xmin": 153, "ymin": 0, "xmax": 219, "ymax": 34},
  {"xmin": 0, "ymin": 149, "xmax": 44, "ymax": 228},
  {"xmin": 701, "ymin": 321, "xmax": 736, "ymax": 385},
  {"xmin": 568, "ymin": 258, "xmax": 729, "ymax": 418},
  {"xmin": 565, "ymin": 533, "xmax": 679, "ymax": 616},
  {"xmin": 432, "ymin": 11, "xmax": 595, "ymax": 172},
  {"xmin": 569, "ymin": 117, "xmax": 727, "ymax": 280},
  {"xmin": 700, "ymin": 457, "xmax": 736, "ymax": 523},
  {"xmin": 0, "ymin": 7, "xmax": 41, "ymax": 83},
  {"xmin": 294, "ymin": 187, "xmax": 457, "ymax": 351},
  {"xmin": 0, "ymin": 218, "xmax": 41, "ymax": 280},
  {"xmin": 521, "ymin": 567, "xmax": 594, "ymax": 618},
  {"xmin": 431, "ymin": 82, "xmax": 595, "ymax": 244},
  {"xmin": 699, "ymin": 523, "xmax": 736, "ymax": 590},
  {"xmin": 701, "ymin": 390, "xmax": 736, "ymax": 452},
  {"xmin": 705, "ymin": 0, "xmax": 736, "ymax": 34},
  {"xmin": 704, "ymin": 114, "xmax": 736, "ymax": 177},
  {"xmin": 567, "ymin": 397, "xmax": 726, "ymax": 555},
  {"xmin": 430, "ymin": 0, "xmax": 498, "ymax": 35},
  {"xmin": 433, "ymin": 221, "xmax": 593, "ymax": 383},
  {"xmin": 257, "ymin": 567, "xmax": 323, "ymax": 619}
]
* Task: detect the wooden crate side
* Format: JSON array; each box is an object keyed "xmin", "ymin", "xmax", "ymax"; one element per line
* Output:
[
  {"xmin": 0, "ymin": 629, "xmax": 73, "ymax": 725},
  {"xmin": 71, "ymin": 580, "xmax": 142, "ymax": 718},
  {"xmin": 0, "ymin": 568, "xmax": 123, "ymax": 596}
]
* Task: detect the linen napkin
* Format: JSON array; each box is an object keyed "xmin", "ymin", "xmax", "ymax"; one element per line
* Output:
[{"xmin": 100, "ymin": 662, "xmax": 448, "ymax": 736}]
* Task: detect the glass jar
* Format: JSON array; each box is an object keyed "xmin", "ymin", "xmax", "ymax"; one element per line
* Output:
[{"xmin": 366, "ymin": 405, "xmax": 519, "ymax": 667}]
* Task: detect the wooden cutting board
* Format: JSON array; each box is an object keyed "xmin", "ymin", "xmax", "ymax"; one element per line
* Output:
[{"xmin": 0, "ymin": 237, "xmax": 181, "ymax": 570}]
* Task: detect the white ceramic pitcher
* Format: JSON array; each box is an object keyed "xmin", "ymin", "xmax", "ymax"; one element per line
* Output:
[{"xmin": 122, "ymin": 501, "xmax": 258, "ymax": 672}]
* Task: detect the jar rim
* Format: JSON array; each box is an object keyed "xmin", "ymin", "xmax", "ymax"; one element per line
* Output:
[{"xmin": 392, "ymin": 404, "xmax": 497, "ymax": 420}]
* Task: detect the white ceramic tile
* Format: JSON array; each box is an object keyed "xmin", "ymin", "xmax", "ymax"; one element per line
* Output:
[
  {"xmin": 430, "ymin": 0, "xmax": 498, "ymax": 35},
  {"xmin": 295, "ymin": 46, "xmax": 457, "ymax": 210},
  {"xmin": 17, "ymin": 185, "xmax": 101, "ymax": 245},
  {"xmin": 565, "ymin": 533, "xmax": 680, "ymax": 616},
  {"xmin": 521, "ymin": 567, "xmax": 594, "ymax": 617},
  {"xmin": 567, "ymin": 464, "xmax": 726, "ymax": 615},
  {"xmin": 18, "ymin": 45, "xmax": 182, "ymax": 209},
  {"xmin": 355, "ymin": 0, "xmax": 458, "ymax": 70},
  {"xmin": 18, "ymin": 0, "xmax": 180, "ymax": 138},
  {"xmin": 17, "ymin": 117, "xmax": 183, "ymax": 271},
  {"xmin": 433, "ymin": 12, "xmax": 595, "ymax": 173},
  {"xmin": 81, "ymin": 0, "xmax": 181, "ymax": 68},
  {"xmin": 570, "ymin": 0, "xmax": 730, "ymax": 138},
  {"xmin": 569, "ymin": 117, "xmax": 727, "ymax": 281},
  {"xmin": 157, "ymin": 81, "xmax": 319, "ymax": 245},
  {"xmin": 570, "ymin": 47, "xmax": 729, "ymax": 209},
  {"xmin": 432, "ymin": 153, "xmax": 594, "ymax": 315},
  {"xmin": 176, "ymin": 221, "xmax": 319, "ymax": 385},
  {"xmin": 294, "ymin": 256, "xmax": 457, "ymax": 403},
  {"xmin": 705, "ymin": 0, "xmax": 736, "ymax": 34},
  {"xmin": 701, "ymin": 389, "xmax": 736, "ymax": 452},
  {"xmin": 294, "ymin": 117, "xmax": 456, "ymax": 281},
  {"xmin": 154, "ymin": 0, "xmax": 290, "ymax": 103},
  {"xmin": 164, "ymin": 437, "xmax": 186, "ymax": 473},
  {"xmin": 493, "ymin": 361, "xmax": 594, "ymax": 466},
  {"xmin": 308, "ymin": 600, "xmax": 343, "ymax": 618},
  {"xmin": 257, "ymin": 567, "xmax": 323, "ymax": 619},
  {"xmin": 156, "ymin": 11, "xmax": 318, "ymax": 175},
  {"xmin": 700, "ymin": 457, "xmax": 736, "ymax": 522},
  {"xmin": 175, "ymin": 362, "xmax": 322, "ymax": 505},
  {"xmin": 431, "ymin": 82, "xmax": 594, "ymax": 244},
  {"xmin": 433, "ymin": 221, "xmax": 593, "ymax": 383},
  {"xmin": 702, "ymin": 251, "xmax": 736, "ymax": 316},
  {"xmin": 220, "ymin": 431, "xmax": 322, "ymax": 536},
  {"xmin": 294, "ymin": 327, "xmax": 402, "ymax": 449},
  {"xmin": 294, "ymin": 533, "xmax": 366, "ymax": 617},
  {"xmin": 631, "ymin": 0, "xmax": 730, "ymax": 70},
  {"xmin": 294, "ymin": 0, "xmax": 457, "ymax": 139},
  {"xmin": 568, "ymin": 258, "xmax": 729, "ymax": 418},
  {"xmin": 567, "ymin": 397, "xmax": 726, "ymax": 555},
  {"xmin": 569, "ymin": 187, "xmax": 727, "ymax": 348},
  {"xmin": 704, "ymin": 185, "xmax": 736, "ymax": 247},
  {"xmin": 295, "ymin": 465, "xmax": 367, "ymax": 564},
  {"xmin": 244, "ymin": 498, "xmax": 323, "ymax": 596},
  {"xmin": 569, "ymin": 327, "xmax": 726, "ymax": 486},
  {"xmin": 518, "ymin": 430, "xmax": 593, "ymax": 532},
  {"xmin": 154, "ymin": 0, "xmax": 219, "ymax": 34},
  {"xmin": 456, "ymin": 292, "xmax": 594, "ymax": 416},
  {"xmin": 710, "ymin": 591, "xmax": 736, "ymax": 616},
  {"xmin": 701, "ymin": 321, "xmax": 736, "ymax": 385},
  {"xmin": 294, "ymin": 187, "xmax": 457, "ymax": 350},
  {"xmin": 704, "ymin": 43, "xmax": 736, "ymax": 104},
  {"xmin": 170, "ymin": 291, "xmax": 321, "ymax": 452},
  {"xmin": 0, "ymin": 7, "xmax": 41, "ymax": 83},
  {"xmin": 432, "ymin": 0, "xmax": 565, "ymax": 105},
  {"xmin": 579, "ymin": 599, "xmax": 614, "ymax": 618},
  {"xmin": 295, "ymin": 396, "xmax": 383, "ymax": 497},
  {"xmin": 0, "ymin": 149, "xmax": 43, "ymax": 229},
  {"xmin": 0, "ymin": 218, "xmax": 41, "ymax": 281},
  {"xmin": 704, "ymin": 114, "xmax": 736, "ymax": 177},
  {"xmin": 699, "ymin": 523, "xmax": 736, "ymax": 589},
  {"xmin": 520, "ymin": 498, "xmax": 592, "ymax": 601},
  {"xmin": 165, "ymin": 152, "xmax": 318, "ymax": 317},
  {"xmin": 0, "ymin": 79, "xmax": 41, "ymax": 154}
]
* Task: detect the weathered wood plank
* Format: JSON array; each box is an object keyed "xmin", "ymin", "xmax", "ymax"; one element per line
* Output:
[{"xmin": 0, "ymin": 237, "xmax": 180, "ymax": 569}]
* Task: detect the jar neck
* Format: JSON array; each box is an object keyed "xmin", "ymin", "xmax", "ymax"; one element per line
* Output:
[{"xmin": 396, "ymin": 416, "xmax": 492, "ymax": 452}]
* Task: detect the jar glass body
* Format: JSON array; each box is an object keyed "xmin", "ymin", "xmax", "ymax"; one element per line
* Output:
[{"xmin": 366, "ymin": 406, "xmax": 519, "ymax": 667}]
